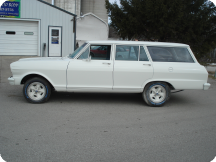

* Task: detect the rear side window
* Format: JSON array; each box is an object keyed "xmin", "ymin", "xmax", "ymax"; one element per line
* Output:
[{"xmin": 147, "ymin": 47, "xmax": 194, "ymax": 63}]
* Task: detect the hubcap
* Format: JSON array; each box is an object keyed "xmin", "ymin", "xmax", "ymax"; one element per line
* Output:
[
  {"xmin": 149, "ymin": 85, "xmax": 166, "ymax": 103},
  {"xmin": 27, "ymin": 82, "xmax": 46, "ymax": 101}
]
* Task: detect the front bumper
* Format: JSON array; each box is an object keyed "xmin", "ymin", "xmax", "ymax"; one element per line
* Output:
[
  {"xmin": 8, "ymin": 76, "xmax": 15, "ymax": 85},
  {"xmin": 203, "ymin": 83, "xmax": 211, "ymax": 90}
]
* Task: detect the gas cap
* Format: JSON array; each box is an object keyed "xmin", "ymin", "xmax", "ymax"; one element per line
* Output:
[{"xmin": 168, "ymin": 67, "xmax": 173, "ymax": 72}]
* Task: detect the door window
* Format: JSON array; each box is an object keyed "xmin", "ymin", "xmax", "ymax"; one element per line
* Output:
[
  {"xmin": 78, "ymin": 45, "xmax": 111, "ymax": 60},
  {"xmin": 51, "ymin": 30, "xmax": 59, "ymax": 44},
  {"xmin": 90, "ymin": 45, "xmax": 111, "ymax": 60},
  {"xmin": 116, "ymin": 45, "xmax": 139, "ymax": 61}
]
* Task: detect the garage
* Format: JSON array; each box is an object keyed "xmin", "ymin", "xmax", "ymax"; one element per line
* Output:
[
  {"xmin": 0, "ymin": 0, "xmax": 76, "ymax": 57},
  {"xmin": 0, "ymin": 19, "xmax": 39, "ymax": 56}
]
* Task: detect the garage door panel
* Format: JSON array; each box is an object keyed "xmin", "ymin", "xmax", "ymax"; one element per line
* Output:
[
  {"xmin": 0, "ymin": 36, "xmax": 38, "ymax": 41},
  {"xmin": 0, "ymin": 44, "xmax": 37, "ymax": 49},
  {"xmin": 0, "ymin": 20, "xmax": 38, "ymax": 56},
  {"xmin": 0, "ymin": 40, "xmax": 38, "ymax": 44},
  {"xmin": 1, "ymin": 49, "xmax": 37, "ymax": 55}
]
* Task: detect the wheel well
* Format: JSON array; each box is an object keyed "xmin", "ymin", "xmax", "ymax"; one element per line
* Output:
[
  {"xmin": 145, "ymin": 81, "xmax": 175, "ymax": 90},
  {"xmin": 21, "ymin": 74, "xmax": 54, "ymax": 90}
]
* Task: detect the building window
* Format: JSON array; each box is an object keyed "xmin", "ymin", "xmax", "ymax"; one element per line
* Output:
[{"xmin": 6, "ymin": 31, "xmax": 16, "ymax": 35}]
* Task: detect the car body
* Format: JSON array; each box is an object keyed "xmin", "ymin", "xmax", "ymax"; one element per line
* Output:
[{"xmin": 8, "ymin": 40, "xmax": 211, "ymax": 106}]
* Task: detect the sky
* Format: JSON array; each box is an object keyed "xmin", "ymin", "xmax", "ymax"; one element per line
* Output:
[{"xmin": 109, "ymin": 0, "xmax": 121, "ymax": 6}]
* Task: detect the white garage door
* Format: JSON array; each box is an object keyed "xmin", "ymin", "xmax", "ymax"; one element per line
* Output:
[{"xmin": 0, "ymin": 20, "xmax": 38, "ymax": 56}]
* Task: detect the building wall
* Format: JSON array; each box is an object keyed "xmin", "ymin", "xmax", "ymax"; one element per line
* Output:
[
  {"xmin": 81, "ymin": 0, "xmax": 108, "ymax": 23},
  {"xmin": 43, "ymin": 0, "xmax": 81, "ymax": 16},
  {"xmin": 43, "ymin": 0, "xmax": 108, "ymax": 23},
  {"xmin": 20, "ymin": 0, "xmax": 75, "ymax": 57},
  {"xmin": 76, "ymin": 13, "xmax": 108, "ymax": 46}
]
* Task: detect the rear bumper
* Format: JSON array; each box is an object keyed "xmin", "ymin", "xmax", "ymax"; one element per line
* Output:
[
  {"xmin": 8, "ymin": 76, "xmax": 15, "ymax": 85},
  {"xmin": 203, "ymin": 83, "xmax": 211, "ymax": 90}
]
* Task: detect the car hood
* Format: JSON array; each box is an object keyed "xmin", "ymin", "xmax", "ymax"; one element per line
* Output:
[
  {"xmin": 18, "ymin": 57, "xmax": 66, "ymax": 62},
  {"xmin": 10, "ymin": 57, "xmax": 70, "ymax": 70}
]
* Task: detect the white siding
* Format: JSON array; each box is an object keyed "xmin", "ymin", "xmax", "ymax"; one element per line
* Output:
[{"xmin": 20, "ymin": 0, "xmax": 75, "ymax": 57}]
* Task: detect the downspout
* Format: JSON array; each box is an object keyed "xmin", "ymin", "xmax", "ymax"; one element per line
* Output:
[
  {"xmin": 52, "ymin": 0, "xmax": 54, "ymax": 5},
  {"xmin": 74, "ymin": 15, "xmax": 77, "ymax": 51}
]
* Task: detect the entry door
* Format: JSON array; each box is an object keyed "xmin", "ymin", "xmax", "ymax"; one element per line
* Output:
[
  {"xmin": 113, "ymin": 45, "xmax": 153, "ymax": 92},
  {"xmin": 49, "ymin": 26, "xmax": 62, "ymax": 57}
]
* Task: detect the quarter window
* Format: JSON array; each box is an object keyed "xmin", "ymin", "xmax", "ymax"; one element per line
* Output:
[
  {"xmin": 147, "ymin": 47, "xmax": 194, "ymax": 62},
  {"xmin": 139, "ymin": 46, "xmax": 149, "ymax": 61},
  {"xmin": 78, "ymin": 47, "xmax": 89, "ymax": 59}
]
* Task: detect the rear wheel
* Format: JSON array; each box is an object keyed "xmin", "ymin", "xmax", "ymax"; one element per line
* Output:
[
  {"xmin": 143, "ymin": 82, "xmax": 170, "ymax": 107},
  {"xmin": 23, "ymin": 77, "xmax": 51, "ymax": 103}
]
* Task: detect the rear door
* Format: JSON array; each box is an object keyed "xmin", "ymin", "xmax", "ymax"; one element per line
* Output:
[{"xmin": 113, "ymin": 45, "xmax": 154, "ymax": 92}]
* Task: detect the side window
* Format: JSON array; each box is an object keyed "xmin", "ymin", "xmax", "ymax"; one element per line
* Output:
[
  {"xmin": 174, "ymin": 48, "xmax": 194, "ymax": 62},
  {"xmin": 139, "ymin": 46, "xmax": 149, "ymax": 61},
  {"xmin": 147, "ymin": 47, "xmax": 176, "ymax": 62},
  {"xmin": 147, "ymin": 46, "xmax": 194, "ymax": 62},
  {"xmin": 78, "ymin": 47, "xmax": 89, "ymax": 59},
  {"xmin": 90, "ymin": 45, "xmax": 111, "ymax": 60},
  {"xmin": 116, "ymin": 45, "xmax": 139, "ymax": 61}
]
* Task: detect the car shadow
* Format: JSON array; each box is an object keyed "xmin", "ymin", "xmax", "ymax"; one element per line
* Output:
[{"xmin": 49, "ymin": 92, "xmax": 146, "ymax": 106}]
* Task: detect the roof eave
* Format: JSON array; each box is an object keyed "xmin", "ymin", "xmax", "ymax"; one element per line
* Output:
[{"xmin": 37, "ymin": 0, "xmax": 77, "ymax": 17}]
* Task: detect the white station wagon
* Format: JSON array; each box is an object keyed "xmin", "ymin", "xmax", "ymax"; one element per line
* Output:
[{"xmin": 8, "ymin": 41, "xmax": 211, "ymax": 106}]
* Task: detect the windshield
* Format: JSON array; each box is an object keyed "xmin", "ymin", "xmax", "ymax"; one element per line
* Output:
[{"xmin": 68, "ymin": 43, "xmax": 87, "ymax": 58}]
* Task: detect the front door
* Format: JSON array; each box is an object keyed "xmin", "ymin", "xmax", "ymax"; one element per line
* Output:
[
  {"xmin": 49, "ymin": 26, "xmax": 62, "ymax": 57},
  {"xmin": 67, "ymin": 44, "xmax": 113, "ymax": 92},
  {"xmin": 113, "ymin": 45, "xmax": 153, "ymax": 92}
]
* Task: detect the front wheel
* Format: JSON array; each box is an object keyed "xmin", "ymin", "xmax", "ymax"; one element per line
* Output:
[
  {"xmin": 143, "ymin": 82, "xmax": 170, "ymax": 107},
  {"xmin": 23, "ymin": 77, "xmax": 51, "ymax": 103}
]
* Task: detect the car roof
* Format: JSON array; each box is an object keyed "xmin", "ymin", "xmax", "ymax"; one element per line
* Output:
[{"xmin": 86, "ymin": 40, "xmax": 189, "ymax": 47}]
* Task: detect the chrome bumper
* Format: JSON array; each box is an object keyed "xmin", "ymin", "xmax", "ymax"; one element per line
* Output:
[
  {"xmin": 8, "ymin": 76, "xmax": 15, "ymax": 85},
  {"xmin": 203, "ymin": 83, "xmax": 211, "ymax": 90}
]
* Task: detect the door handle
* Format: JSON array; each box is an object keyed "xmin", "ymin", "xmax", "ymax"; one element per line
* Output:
[
  {"xmin": 103, "ymin": 63, "xmax": 111, "ymax": 65},
  {"xmin": 143, "ymin": 64, "xmax": 151, "ymax": 66}
]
